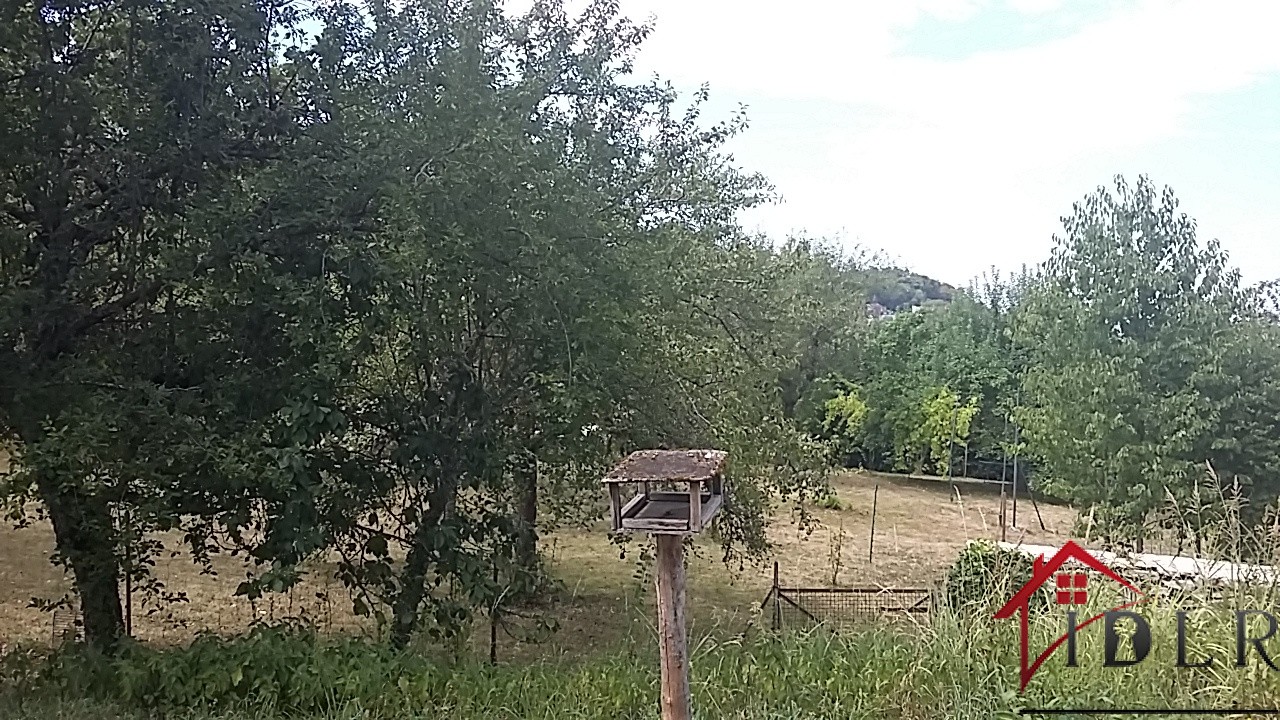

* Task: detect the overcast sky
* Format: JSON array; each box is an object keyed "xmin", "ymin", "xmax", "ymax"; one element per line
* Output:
[{"xmin": 542, "ymin": 0, "xmax": 1280, "ymax": 288}]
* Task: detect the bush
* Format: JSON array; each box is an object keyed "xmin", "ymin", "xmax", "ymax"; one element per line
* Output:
[
  {"xmin": 943, "ymin": 539, "xmax": 1047, "ymax": 615},
  {"xmin": 813, "ymin": 491, "xmax": 844, "ymax": 511},
  {"xmin": 0, "ymin": 644, "xmax": 48, "ymax": 691}
]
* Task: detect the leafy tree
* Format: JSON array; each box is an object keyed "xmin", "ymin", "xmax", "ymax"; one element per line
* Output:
[
  {"xmin": 830, "ymin": 291, "xmax": 1011, "ymax": 478},
  {"xmin": 1016, "ymin": 176, "xmax": 1247, "ymax": 539},
  {"xmin": 219, "ymin": 0, "xmax": 833, "ymax": 647},
  {"xmin": 0, "ymin": 0, "xmax": 377, "ymax": 650},
  {"xmin": 909, "ymin": 387, "xmax": 979, "ymax": 476},
  {"xmin": 774, "ymin": 238, "xmax": 870, "ymax": 419},
  {"xmin": 0, "ymin": 0, "xmax": 851, "ymax": 655}
]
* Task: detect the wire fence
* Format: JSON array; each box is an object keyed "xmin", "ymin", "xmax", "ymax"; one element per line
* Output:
[{"xmin": 761, "ymin": 563, "xmax": 932, "ymax": 632}]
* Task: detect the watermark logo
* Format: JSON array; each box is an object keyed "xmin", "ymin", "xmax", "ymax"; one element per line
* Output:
[
  {"xmin": 993, "ymin": 540, "xmax": 1143, "ymax": 691},
  {"xmin": 993, "ymin": 540, "xmax": 1280, "ymax": 716}
]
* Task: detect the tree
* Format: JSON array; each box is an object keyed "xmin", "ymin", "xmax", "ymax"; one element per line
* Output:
[
  {"xmin": 1016, "ymin": 176, "xmax": 1246, "ymax": 539},
  {"xmin": 232, "ymin": 0, "xmax": 831, "ymax": 647},
  {"xmin": 774, "ymin": 237, "xmax": 870, "ymax": 420},
  {"xmin": 0, "ymin": 0, "xmax": 377, "ymax": 650},
  {"xmin": 830, "ymin": 290, "xmax": 1012, "ymax": 478},
  {"xmin": 0, "ymin": 0, "xmax": 860, "ymax": 655},
  {"xmin": 909, "ymin": 387, "xmax": 979, "ymax": 476},
  {"xmin": 821, "ymin": 382, "xmax": 868, "ymax": 465}
]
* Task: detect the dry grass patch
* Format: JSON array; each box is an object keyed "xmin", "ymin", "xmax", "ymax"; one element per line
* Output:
[{"xmin": 0, "ymin": 469, "xmax": 1076, "ymax": 655}]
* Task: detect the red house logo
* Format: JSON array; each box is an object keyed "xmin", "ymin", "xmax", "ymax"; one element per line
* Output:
[{"xmin": 993, "ymin": 540, "xmax": 1144, "ymax": 691}]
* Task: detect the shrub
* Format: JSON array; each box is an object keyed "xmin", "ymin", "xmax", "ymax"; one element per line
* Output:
[
  {"xmin": 0, "ymin": 644, "xmax": 49, "ymax": 691},
  {"xmin": 943, "ymin": 539, "xmax": 1047, "ymax": 615},
  {"xmin": 813, "ymin": 491, "xmax": 844, "ymax": 511}
]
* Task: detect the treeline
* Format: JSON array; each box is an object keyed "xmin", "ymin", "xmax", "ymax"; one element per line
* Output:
[{"xmin": 793, "ymin": 178, "xmax": 1280, "ymax": 550}]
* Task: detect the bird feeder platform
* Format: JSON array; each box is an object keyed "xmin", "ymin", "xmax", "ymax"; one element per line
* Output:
[{"xmin": 603, "ymin": 449, "xmax": 726, "ymax": 535}]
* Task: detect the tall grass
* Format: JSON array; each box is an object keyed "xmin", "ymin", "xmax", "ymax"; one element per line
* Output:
[
  {"xmin": 7, "ymin": 579, "xmax": 1280, "ymax": 720},
  {"xmin": 9, "ymin": 519, "xmax": 1280, "ymax": 720}
]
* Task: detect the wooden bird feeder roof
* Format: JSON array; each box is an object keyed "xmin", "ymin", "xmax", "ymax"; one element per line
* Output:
[{"xmin": 601, "ymin": 449, "xmax": 727, "ymax": 485}]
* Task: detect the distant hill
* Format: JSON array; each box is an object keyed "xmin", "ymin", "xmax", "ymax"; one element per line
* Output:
[{"xmin": 862, "ymin": 268, "xmax": 957, "ymax": 312}]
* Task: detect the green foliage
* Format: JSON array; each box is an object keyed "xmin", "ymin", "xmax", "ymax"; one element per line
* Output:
[
  {"xmin": 29, "ymin": 624, "xmax": 434, "ymax": 714},
  {"xmin": 0, "ymin": 0, "xmax": 372, "ymax": 650},
  {"xmin": 792, "ymin": 175, "xmax": 1280, "ymax": 556},
  {"xmin": 2, "ymin": 0, "xmax": 1279, "ymax": 681},
  {"xmin": 909, "ymin": 387, "xmax": 980, "ymax": 476},
  {"xmin": 943, "ymin": 540, "xmax": 1045, "ymax": 615},
  {"xmin": 834, "ymin": 285, "xmax": 1021, "ymax": 478},
  {"xmin": 0, "ymin": 0, "xmax": 842, "ymax": 651},
  {"xmin": 13, "ymin": 602, "xmax": 1280, "ymax": 719},
  {"xmin": 1016, "ymin": 175, "xmax": 1276, "ymax": 539},
  {"xmin": 795, "ymin": 379, "xmax": 868, "ymax": 467},
  {"xmin": 823, "ymin": 387, "xmax": 869, "ymax": 438},
  {"xmin": 812, "ymin": 491, "xmax": 844, "ymax": 511},
  {"xmin": 775, "ymin": 239, "xmax": 874, "ymax": 421}
]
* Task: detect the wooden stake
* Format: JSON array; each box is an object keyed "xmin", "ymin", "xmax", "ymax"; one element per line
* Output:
[
  {"xmin": 125, "ymin": 571, "xmax": 132, "ymax": 638},
  {"xmin": 1028, "ymin": 482, "xmax": 1047, "ymax": 532},
  {"xmin": 868, "ymin": 483, "xmax": 879, "ymax": 564},
  {"xmin": 771, "ymin": 561, "xmax": 781, "ymax": 631},
  {"xmin": 1012, "ymin": 417, "xmax": 1021, "ymax": 528},
  {"xmin": 1000, "ymin": 483, "xmax": 1008, "ymax": 543},
  {"xmin": 947, "ymin": 407, "xmax": 957, "ymax": 486},
  {"xmin": 654, "ymin": 534, "xmax": 691, "ymax": 720},
  {"xmin": 688, "ymin": 480, "xmax": 702, "ymax": 533},
  {"xmin": 490, "ymin": 563, "xmax": 499, "ymax": 666}
]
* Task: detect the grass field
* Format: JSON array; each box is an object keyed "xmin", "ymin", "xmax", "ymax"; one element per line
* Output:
[
  {"xmin": 16, "ymin": 469, "xmax": 1280, "ymax": 720},
  {"xmin": 0, "ymin": 467, "xmax": 1074, "ymax": 657}
]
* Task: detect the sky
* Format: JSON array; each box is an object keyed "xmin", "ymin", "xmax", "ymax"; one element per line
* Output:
[{"xmin": 538, "ymin": 0, "xmax": 1280, "ymax": 288}]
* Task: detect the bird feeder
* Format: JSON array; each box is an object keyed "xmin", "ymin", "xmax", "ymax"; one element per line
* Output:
[
  {"xmin": 603, "ymin": 448, "xmax": 728, "ymax": 720},
  {"xmin": 603, "ymin": 449, "xmax": 726, "ymax": 535}
]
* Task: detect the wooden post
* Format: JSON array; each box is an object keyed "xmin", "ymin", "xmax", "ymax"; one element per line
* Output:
[
  {"xmin": 609, "ymin": 484, "xmax": 622, "ymax": 531},
  {"xmin": 688, "ymin": 480, "xmax": 702, "ymax": 533},
  {"xmin": 868, "ymin": 483, "xmax": 879, "ymax": 564},
  {"xmin": 1012, "ymin": 424, "xmax": 1020, "ymax": 529},
  {"xmin": 1028, "ymin": 482, "xmax": 1047, "ymax": 532},
  {"xmin": 1011, "ymin": 395, "xmax": 1021, "ymax": 528},
  {"xmin": 947, "ymin": 408, "xmax": 957, "ymax": 492},
  {"xmin": 1000, "ymin": 483, "xmax": 1008, "ymax": 543},
  {"xmin": 654, "ymin": 534, "xmax": 691, "ymax": 720},
  {"xmin": 125, "ymin": 572, "xmax": 132, "ymax": 638},
  {"xmin": 771, "ymin": 561, "xmax": 781, "ymax": 631},
  {"xmin": 121, "ymin": 508, "xmax": 133, "ymax": 638},
  {"xmin": 490, "ymin": 563, "xmax": 499, "ymax": 666},
  {"xmin": 1000, "ymin": 413, "xmax": 1010, "ymax": 487}
]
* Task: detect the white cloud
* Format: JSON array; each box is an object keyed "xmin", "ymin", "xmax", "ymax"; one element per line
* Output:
[
  {"xmin": 604, "ymin": 0, "xmax": 1280, "ymax": 283},
  {"xmin": 1005, "ymin": 0, "xmax": 1066, "ymax": 13},
  {"xmin": 502, "ymin": 0, "xmax": 1280, "ymax": 284},
  {"xmin": 631, "ymin": 0, "xmax": 1280, "ymax": 151}
]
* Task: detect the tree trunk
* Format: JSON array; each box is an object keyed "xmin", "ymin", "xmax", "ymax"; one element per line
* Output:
[
  {"xmin": 390, "ymin": 485, "xmax": 452, "ymax": 650},
  {"xmin": 37, "ymin": 474, "xmax": 125, "ymax": 652},
  {"xmin": 514, "ymin": 454, "xmax": 538, "ymax": 572},
  {"xmin": 389, "ymin": 522, "xmax": 433, "ymax": 650}
]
